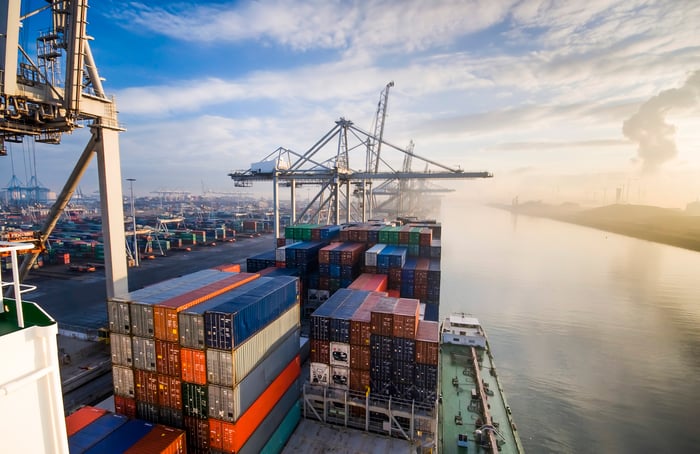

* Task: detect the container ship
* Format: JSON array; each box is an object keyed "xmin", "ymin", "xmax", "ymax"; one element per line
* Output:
[{"xmin": 0, "ymin": 219, "xmax": 523, "ymax": 453}]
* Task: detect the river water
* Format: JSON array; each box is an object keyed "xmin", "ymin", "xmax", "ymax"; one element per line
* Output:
[{"xmin": 438, "ymin": 198, "xmax": 700, "ymax": 453}]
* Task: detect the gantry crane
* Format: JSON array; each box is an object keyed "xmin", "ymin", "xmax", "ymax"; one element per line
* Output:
[
  {"xmin": 1, "ymin": 1, "xmax": 128, "ymax": 297},
  {"xmin": 228, "ymin": 83, "xmax": 493, "ymax": 237}
]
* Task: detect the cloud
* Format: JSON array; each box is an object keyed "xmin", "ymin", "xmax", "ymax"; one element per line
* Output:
[
  {"xmin": 488, "ymin": 139, "xmax": 628, "ymax": 151},
  {"xmin": 622, "ymin": 70, "xmax": 700, "ymax": 173}
]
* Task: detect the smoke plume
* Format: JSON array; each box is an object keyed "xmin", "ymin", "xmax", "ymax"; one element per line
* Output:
[{"xmin": 623, "ymin": 70, "xmax": 700, "ymax": 173}]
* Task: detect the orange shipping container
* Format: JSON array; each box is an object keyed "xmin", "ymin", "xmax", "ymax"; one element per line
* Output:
[
  {"xmin": 349, "ymin": 344, "xmax": 370, "ymax": 371},
  {"xmin": 124, "ymin": 424, "xmax": 186, "ymax": 454},
  {"xmin": 65, "ymin": 406, "xmax": 107, "ymax": 436},
  {"xmin": 350, "ymin": 368, "xmax": 371, "ymax": 392},
  {"xmin": 155, "ymin": 340, "xmax": 181, "ymax": 377},
  {"xmin": 209, "ymin": 355, "xmax": 301, "ymax": 453},
  {"xmin": 349, "ymin": 293, "xmax": 383, "ymax": 346},
  {"xmin": 392, "ymin": 298, "xmax": 420, "ymax": 339},
  {"xmin": 134, "ymin": 370, "xmax": 159, "ymax": 404},
  {"xmin": 348, "ymin": 273, "xmax": 388, "ymax": 293},
  {"xmin": 154, "ymin": 273, "xmax": 260, "ymax": 341},
  {"xmin": 211, "ymin": 263, "xmax": 241, "ymax": 272},
  {"xmin": 180, "ymin": 347, "xmax": 207, "ymax": 385},
  {"xmin": 114, "ymin": 395, "xmax": 137, "ymax": 418}
]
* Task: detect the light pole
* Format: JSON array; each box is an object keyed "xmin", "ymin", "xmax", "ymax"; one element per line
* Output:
[{"xmin": 127, "ymin": 178, "xmax": 138, "ymax": 267}]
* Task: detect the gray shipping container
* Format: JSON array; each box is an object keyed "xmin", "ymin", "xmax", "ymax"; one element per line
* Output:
[
  {"xmin": 207, "ymin": 328, "xmax": 300, "ymax": 422},
  {"xmin": 238, "ymin": 378, "xmax": 300, "ymax": 454},
  {"xmin": 132, "ymin": 336, "xmax": 157, "ymax": 372},
  {"xmin": 112, "ymin": 365, "xmax": 135, "ymax": 397},
  {"xmin": 110, "ymin": 332, "xmax": 132, "ymax": 367},
  {"xmin": 130, "ymin": 302, "xmax": 155, "ymax": 338},
  {"xmin": 107, "ymin": 299, "xmax": 131, "ymax": 334},
  {"xmin": 179, "ymin": 278, "xmax": 270, "ymax": 349}
]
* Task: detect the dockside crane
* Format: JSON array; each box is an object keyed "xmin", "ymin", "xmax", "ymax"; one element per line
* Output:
[
  {"xmin": 1, "ymin": 1, "xmax": 128, "ymax": 297},
  {"xmin": 228, "ymin": 83, "xmax": 493, "ymax": 238}
]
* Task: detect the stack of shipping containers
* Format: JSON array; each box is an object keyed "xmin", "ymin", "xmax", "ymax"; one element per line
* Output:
[{"xmin": 107, "ymin": 268, "xmax": 303, "ymax": 453}]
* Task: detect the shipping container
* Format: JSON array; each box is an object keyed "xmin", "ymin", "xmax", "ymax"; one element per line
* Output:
[
  {"xmin": 155, "ymin": 340, "xmax": 181, "ymax": 377},
  {"xmin": 134, "ymin": 369, "xmax": 159, "ymax": 404},
  {"xmin": 208, "ymin": 356, "xmax": 300, "ymax": 453},
  {"xmin": 349, "ymin": 344, "xmax": 370, "ymax": 370},
  {"xmin": 114, "ymin": 395, "xmax": 137, "ymax": 418},
  {"xmin": 208, "ymin": 315, "xmax": 300, "ymax": 389},
  {"xmin": 182, "ymin": 381, "xmax": 208, "ymax": 419},
  {"xmin": 124, "ymin": 424, "xmax": 186, "ymax": 454},
  {"xmin": 392, "ymin": 298, "xmax": 420, "ymax": 339},
  {"xmin": 112, "ymin": 365, "xmax": 135, "ymax": 398},
  {"xmin": 184, "ymin": 416, "xmax": 209, "ymax": 452},
  {"xmin": 329, "ymin": 290, "xmax": 370, "ymax": 344},
  {"xmin": 132, "ymin": 336, "xmax": 157, "ymax": 371},
  {"xmin": 349, "ymin": 368, "xmax": 371, "ymax": 393},
  {"xmin": 83, "ymin": 419, "xmax": 155, "ymax": 454},
  {"xmin": 109, "ymin": 332, "xmax": 132, "ymax": 367},
  {"xmin": 370, "ymin": 297, "xmax": 397, "ymax": 336},
  {"xmin": 239, "ymin": 379, "xmax": 300, "ymax": 454},
  {"xmin": 66, "ymin": 406, "xmax": 108, "ymax": 437},
  {"xmin": 310, "ymin": 338, "xmax": 329, "ymax": 364},
  {"xmin": 259, "ymin": 401, "xmax": 301, "ymax": 454},
  {"xmin": 309, "ymin": 288, "xmax": 352, "ymax": 341},
  {"xmin": 107, "ymin": 299, "xmax": 131, "ymax": 334},
  {"xmin": 212, "ymin": 263, "xmax": 241, "ymax": 273},
  {"xmin": 349, "ymin": 292, "xmax": 383, "ymax": 346},
  {"xmin": 415, "ymin": 320, "xmax": 439, "ymax": 365},
  {"xmin": 156, "ymin": 374, "xmax": 182, "ymax": 409},
  {"xmin": 330, "ymin": 365, "xmax": 349, "ymax": 389},
  {"xmin": 363, "ymin": 244, "xmax": 385, "ymax": 267},
  {"xmin": 137, "ymin": 401, "xmax": 159, "ymax": 422},
  {"xmin": 205, "ymin": 276, "xmax": 298, "ymax": 349},
  {"xmin": 329, "ymin": 341, "xmax": 350, "ymax": 367},
  {"xmin": 158, "ymin": 406, "xmax": 184, "ymax": 429},
  {"xmin": 348, "ymin": 273, "xmax": 388, "ymax": 292},
  {"xmin": 310, "ymin": 362, "xmax": 329, "ymax": 385},
  {"xmin": 68, "ymin": 413, "xmax": 128, "ymax": 453},
  {"xmin": 179, "ymin": 277, "xmax": 269, "ymax": 349},
  {"xmin": 180, "ymin": 347, "xmax": 207, "ymax": 385},
  {"xmin": 130, "ymin": 302, "xmax": 154, "ymax": 338}
]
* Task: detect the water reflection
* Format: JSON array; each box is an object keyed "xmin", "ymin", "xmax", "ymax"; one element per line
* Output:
[{"xmin": 439, "ymin": 199, "xmax": 700, "ymax": 453}]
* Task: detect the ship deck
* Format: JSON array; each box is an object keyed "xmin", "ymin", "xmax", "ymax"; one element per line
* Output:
[{"xmin": 439, "ymin": 342, "xmax": 523, "ymax": 453}]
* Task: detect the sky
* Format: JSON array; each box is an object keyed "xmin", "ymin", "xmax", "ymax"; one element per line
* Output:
[{"xmin": 2, "ymin": 0, "xmax": 699, "ymax": 208}]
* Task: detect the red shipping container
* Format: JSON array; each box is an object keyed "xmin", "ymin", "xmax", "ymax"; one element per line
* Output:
[
  {"xmin": 124, "ymin": 424, "xmax": 186, "ymax": 454},
  {"xmin": 180, "ymin": 347, "xmax": 207, "ymax": 385},
  {"xmin": 350, "ymin": 368, "xmax": 371, "ymax": 393},
  {"xmin": 392, "ymin": 298, "xmax": 420, "ymax": 339},
  {"xmin": 134, "ymin": 369, "xmax": 159, "ymax": 404},
  {"xmin": 155, "ymin": 340, "xmax": 181, "ymax": 377},
  {"xmin": 154, "ymin": 273, "xmax": 260, "ymax": 342},
  {"xmin": 65, "ymin": 406, "xmax": 107, "ymax": 436},
  {"xmin": 387, "ymin": 289, "xmax": 400, "ymax": 298},
  {"xmin": 310, "ymin": 339, "xmax": 330, "ymax": 364},
  {"xmin": 114, "ymin": 395, "xmax": 137, "ymax": 419},
  {"xmin": 348, "ymin": 273, "xmax": 387, "ymax": 293},
  {"xmin": 157, "ymin": 374, "xmax": 183, "ymax": 409},
  {"xmin": 318, "ymin": 243, "xmax": 341, "ymax": 264},
  {"xmin": 415, "ymin": 320, "xmax": 440, "ymax": 366},
  {"xmin": 209, "ymin": 356, "xmax": 300, "ymax": 453},
  {"xmin": 349, "ymin": 344, "xmax": 370, "ymax": 370}
]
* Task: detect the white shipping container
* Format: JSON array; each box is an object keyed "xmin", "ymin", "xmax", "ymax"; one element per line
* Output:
[
  {"xmin": 207, "ymin": 348, "xmax": 234, "ymax": 386},
  {"xmin": 317, "ymin": 290, "xmax": 330, "ymax": 302},
  {"xmin": 329, "ymin": 341, "xmax": 350, "ymax": 367},
  {"xmin": 132, "ymin": 336, "xmax": 157, "ymax": 371},
  {"xmin": 331, "ymin": 365, "xmax": 349, "ymax": 389},
  {"xmin": 364, "ymin": 244, "xmax": 386, "ymax": 267},
  {"xmin": 310, "ymin": 362, "xmax": 330, "ymax": 385},
  {"xmin": 234, "ymin": 304, "xmax": 300, "ymax": 384},
  {"xmin": 110, "ymin": 332, "xmax": 133, "ymax": 367},
  {"xmin": 112, "ymin": 365, "xmax": 135, "ymax": 397}
]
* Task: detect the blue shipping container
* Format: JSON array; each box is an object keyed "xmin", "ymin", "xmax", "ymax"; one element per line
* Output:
[
  {"xmin": 68, "ymin": 414, "xmax": 128, "ymax": 453},
  {"xmin": 83, "ymin": 419, "xmax": 155, "ymax": 454}
]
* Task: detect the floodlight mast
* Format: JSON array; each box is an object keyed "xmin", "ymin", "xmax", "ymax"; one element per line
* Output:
[{"xmin": 0, "ymin": 0, "xmax": 128, "ymax": 297}]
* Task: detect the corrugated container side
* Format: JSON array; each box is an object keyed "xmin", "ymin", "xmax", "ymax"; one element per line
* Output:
[
  {"xmin": 392, "ymin": 298, "xmax": 420, "ymax": 339},
  {"xmin": 155, "ymin": 340, "xmax": 181, "ymax": 377},
  {"xmin": 157, "ymin": 374, "xmax": 183, "ymax": 409},
  {"xmin": 114, "ymin": 395, "xmax": 137, "ymax": 418},
  {"xmin": 349, "ymin": 368, "xmax": 371, "ymax": 392},
  {"xmin": 83, "ymin": 419, "xmax": 155, "ymax": 454},
  {"xmin": 239, "ymin": 379, "xmax": 300, "ymax": 454},
  {"xmin": 206, "ymin": 348, "xmax": 233, "ymax": 386},
  {"xmin": 124, "ymin": 424, "xmax": 186, "ymax": 454},
  {"xmin": 66, "ymin": 406, "xmax": 108, "ymax": 437},
  {"xmin": 259, "ymin": 401, "xmax": 301, "ymax": 454},
  {"xmin": 112, "ymin": 365, "xmax": 135, "ymax": 398},
  {"xmin": 132, "ymin": 336, "xmax": 157, "ymax": 371},
  {"xmin": 208, "ymin": 355, "xmax": 300, "ymax": 453},
  {"xmin": 182, "ymin": 382, "xmax": 208, "ymax": 419},
  {"xmin": 310, "ymin": 338, "xmax": 329, "ymax": 364},
  {"xmin": 136, "ymin": 401, "xmax": 159, "ymax": 422},
  {"xmin": 180, "ymin": 347, "xmax": 207, "ymax": 385},
  {"xmin": 134, "ymin": 369, "xmax": 159, "ymax": 404},
  {"xmin": 178, "ymin": 277, "xmax": 269, "ymax": 349},
  {"xmin": 68, "ymin": 413, "xmax": 128, "ymax": 453},
  {"xmin": 107, "ymin": 299, "xmax": 131, "ymax": 334},
  {"xmin": 110, "ymin": 332, "xmax": 132, "ymax": 367},
  {"xmin": 234, "ymin": 304, "xmax": 300, "ymax": 384},
  {"xmin": 415, "ymin": 320, "xmax": 439, "ymax": 365},
  {"xmin": 184, "ymin": 415, "xmax": 209, "ymax": 452},
  {"xmin": 349, "ymin": 344, "xmax": 370, "ymax": 370},
  {"xmin": 130, "ymin": 302, "xmax": 155, "ymax": 338}
]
